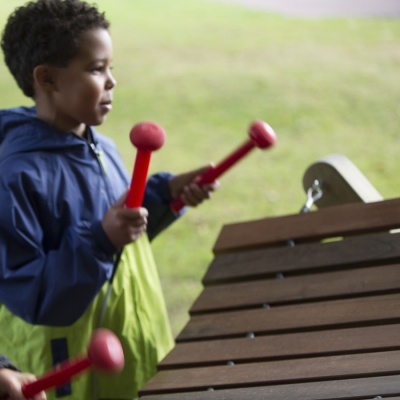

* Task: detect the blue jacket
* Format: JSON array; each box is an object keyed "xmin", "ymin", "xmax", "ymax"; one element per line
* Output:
[{"xmin": 0, "ymin": 106, "xmax": 180, "ymax": 326}]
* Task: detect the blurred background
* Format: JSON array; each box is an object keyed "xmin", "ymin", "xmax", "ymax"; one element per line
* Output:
[{"xmin": 1, "ymin": 0, "xmax": 399, "ymax": 337}]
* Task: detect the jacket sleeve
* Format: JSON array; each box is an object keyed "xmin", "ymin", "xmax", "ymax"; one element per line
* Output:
[
  {"xmin": 0, "ymin": 170, "xmax": 116, "ymax": 327},
  {"xmin": 0, "ymin": 355, "xmax": 19, "ymax": 371},
  {"xmin": 143, "ymin": 172, "xmax": 186, "ymax": 241}
]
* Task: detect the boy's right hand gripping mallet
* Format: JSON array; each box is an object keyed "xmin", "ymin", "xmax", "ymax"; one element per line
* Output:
[
  {"xmin": 125, "ymin": 121, "xmax": 166, "ymax": 208},
  {"xmin": 169, "ymin": 120, "xmax": 277, "ymax": 213},
  {"xmin": 107, "ymin": 121, "xmax": 166, "ymax": 286}
]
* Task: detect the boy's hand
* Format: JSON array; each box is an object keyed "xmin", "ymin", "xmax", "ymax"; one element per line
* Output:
[
  {"xmin": 168, "ymin": 164, "xmax": 220, "ymax": 208},
  {"xmin": 0, "ymin": 368, "xmax": 47, "ymax": 400},
  {"xmin": 101, "ymin": 190, "xmax": 148, "ymax": 249}
]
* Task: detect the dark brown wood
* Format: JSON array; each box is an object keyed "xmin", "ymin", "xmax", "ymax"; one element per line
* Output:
[
  {"xmin": 160, "ymin": 324, "xmax": 400, "ymax": 369},
  {"xmin": 139, "ymin": 197, "xmax": 400, "ymax": 400},
  {"xmin": 140, "ymin": 350, "xmax": 400, "ymax": 394},
  {"xmin": 213, "ymin": 197, "xmax": 400, "ymax": 253},
  {"xmin": 140, "ymin": 375, "xmax": 400, "ymax": 399},
  {"xmin": 204, "ymin": 231, "xmax": 400, "ymax": 284},
  {"xmin": 178, "ymin": 293, "xmax": 400, "ymax": 341},
  {"xmin": 193, "ymin": 264, "xmax": 400, "ymax": 313}
]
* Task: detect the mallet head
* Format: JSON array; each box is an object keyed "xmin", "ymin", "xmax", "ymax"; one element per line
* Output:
[
  {"xmin": 249, "ymin": 120, "xmax": 277, "ymax": 149},
  {"xmin": 130, "ymin": 122, "xmax": 166, "ymax": 151},
  {"xmin": 87, "ymin": 329, "xmax": 125, "ymax": 373}
]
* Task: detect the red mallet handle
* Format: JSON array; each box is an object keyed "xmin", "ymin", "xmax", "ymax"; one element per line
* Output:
[
  {"xmin": 169, "ymin": 120, "xmax": 277, "ymax": 213},
  {"xmin": 21, "ymin": 329, "xmax": 124, "ymax": 398},
  {"xmin": 125, "ymin": 122, "xmax": 166, "ymax": 208}
]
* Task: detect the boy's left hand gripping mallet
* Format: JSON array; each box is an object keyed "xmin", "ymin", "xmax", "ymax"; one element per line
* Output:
[
  {"xmin": 12, "ymin": 329, "xmax": 124, "ymax": 399},
  {"xmin": 169, "ymin": 120, "xmax": 277, "ymax": 213},
  {"xmin": 125, "ymin": 122, "xmax": 166, "ymax": 208}
]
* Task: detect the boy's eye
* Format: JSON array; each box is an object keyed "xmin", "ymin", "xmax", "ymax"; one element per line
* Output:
[
  {"xmin": 91, "ymin": 65, "xmax": 113, "ymax": 74},
  {"xmin": 92, "ymin": 66, "xmax": 104, "ymax": 73}
]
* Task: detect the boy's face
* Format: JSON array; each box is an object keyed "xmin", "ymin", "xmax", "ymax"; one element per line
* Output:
[{"xmin": 49, "ymin": 28, "xmax": 116, "ymax": 136}]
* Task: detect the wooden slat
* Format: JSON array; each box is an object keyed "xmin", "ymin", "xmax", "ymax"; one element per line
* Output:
[
  {"xmin": 192, "ymin": 264, "xmax": 400, "ymax": 313},
  {"xmin": 204, "ymin": 231, "xmax": 400, "ymax": 284},
  {"xmin": 160, "ymin": 324, "xmax": 400, "ymax": 369},
  {"xmin": 177, "ymin": 293, "xmax": 400, "ymax": 341},
  {"xmin": 139, "ymin": 375, "xmax": 400, "ymax": 399},
  {"xmin": 213, "ymin": 197, "xmax": 400, "ymax": 253},
  {"xmin": 140, "ymin": 350, "xmax": 400, "ymax": 395}
]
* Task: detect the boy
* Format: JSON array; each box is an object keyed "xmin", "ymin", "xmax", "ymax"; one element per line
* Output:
[
  {"xmin": 0, "ymin": 355, "xmax": 46, "ymax": 400},
  {"xmin": 0, "ymin": 0, "xmax": 218, "ymax": 398}
]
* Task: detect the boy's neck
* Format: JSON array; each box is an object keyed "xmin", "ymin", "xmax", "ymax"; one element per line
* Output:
[{"xmin": 35, "ymin": 102, "xmax": 87, "ymax": 137}]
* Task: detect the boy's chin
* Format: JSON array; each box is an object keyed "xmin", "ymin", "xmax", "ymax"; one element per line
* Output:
[{"xmin": 90, "ymin": 114, "xmax": 109, "ymax": 127}]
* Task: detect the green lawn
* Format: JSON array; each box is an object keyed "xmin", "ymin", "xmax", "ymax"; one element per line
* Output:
[{"xmin": 1, "ymin": 0, "xmax": 399, "ymax": 336}]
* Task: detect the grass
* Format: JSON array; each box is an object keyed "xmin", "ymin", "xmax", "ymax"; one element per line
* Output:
[{"xmin": 1, "ymin": 0, "xmax": 399, "ymax": 336}]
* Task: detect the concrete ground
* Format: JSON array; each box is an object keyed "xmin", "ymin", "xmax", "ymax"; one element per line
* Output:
[{"xmin": 214, "ymin": 0, "xmax": 400, "ymax": 18}]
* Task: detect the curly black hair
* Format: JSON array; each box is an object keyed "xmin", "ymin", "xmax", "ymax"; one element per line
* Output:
[{"xmin": 1, "ymin": 0, "xmax": 110, "ymax": 98}]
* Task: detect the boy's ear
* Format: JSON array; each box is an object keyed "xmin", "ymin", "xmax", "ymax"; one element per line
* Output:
[{"xmin": 33, "ymin": 65, "xmax": 57, "ymax": 92}]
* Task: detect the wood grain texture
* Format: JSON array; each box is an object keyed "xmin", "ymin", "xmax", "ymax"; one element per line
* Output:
[
  {"xmin": 213, "ymin": 197, "xmax": 400, "ymax": 253},
  {"xmin": 139, "ymin": 198, "xmax": 400, "ymax": 399}
]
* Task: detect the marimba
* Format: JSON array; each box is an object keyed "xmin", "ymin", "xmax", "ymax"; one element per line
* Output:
[{"xmin": 139, "ymin": 163, "xmax": 400, "ymax": 399}]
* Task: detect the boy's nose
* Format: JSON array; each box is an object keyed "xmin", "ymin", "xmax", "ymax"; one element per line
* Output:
[{"xmin": 106, "ymin": 72, "xmax": 116, "ymax": 90}]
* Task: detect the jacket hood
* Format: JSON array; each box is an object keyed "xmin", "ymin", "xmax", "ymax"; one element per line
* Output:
[{"xmin": 0, "ymin": 107, "xmax": 93, "ymax": 159}]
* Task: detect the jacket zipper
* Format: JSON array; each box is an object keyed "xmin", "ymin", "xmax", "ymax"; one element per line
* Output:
[{"xmin": 89, "ymin": 141, "xmax": 114, "ymax": 206}]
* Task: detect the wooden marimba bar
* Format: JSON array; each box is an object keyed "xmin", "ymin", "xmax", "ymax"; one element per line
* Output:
[{"xmin": 139, "ymin": 197, "xmax": 400, "ymax": 400}]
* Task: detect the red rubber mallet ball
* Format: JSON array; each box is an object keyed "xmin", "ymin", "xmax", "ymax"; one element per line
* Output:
[
  {"xmin": 87, "ymin": 328, "xmax": 124, "ymax": 372},
  {"xmin": 125, "ymin": 122, "xmax": 166, "ymax": 208},
  {"xmin": 248, "ymin": 120, "xmax": 277, "ymax": 149},
  {"xmin": 21, "ymin": 329, "xmax": 124, "ymax": 399},
  {"xmin": 169, "ymin": 120, "xmax": 277, "ymax": 213}
]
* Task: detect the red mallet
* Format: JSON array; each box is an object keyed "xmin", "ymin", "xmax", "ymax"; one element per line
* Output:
[
  {"xmin": 125, "ymin": 122, "xmax": 166, "ymax": 208},
  {"xmin": 169, "ymin": 120, "xmax": 277, "ymax": 213},
  {"xmin": 20, "ymin": 329, "xmax": 124, "ymax": 399}
]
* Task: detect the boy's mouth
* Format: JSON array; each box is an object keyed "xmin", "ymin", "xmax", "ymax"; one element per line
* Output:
[{"xmin": 100, "ymin": 100, "xmax": 112, "ymax": 112}]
